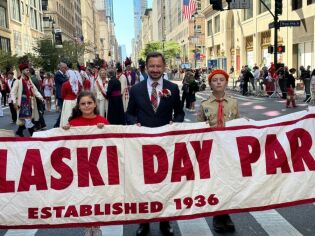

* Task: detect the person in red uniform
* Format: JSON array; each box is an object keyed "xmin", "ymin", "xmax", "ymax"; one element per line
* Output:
[{"xmin": 60, "ymin": 67, "xmax": 82, "ymax": 127}]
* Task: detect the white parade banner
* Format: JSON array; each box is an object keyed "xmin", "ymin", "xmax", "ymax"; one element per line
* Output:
[{"xmin": 0, "ymin": 109, "xmax": 314, "ymax": 229}]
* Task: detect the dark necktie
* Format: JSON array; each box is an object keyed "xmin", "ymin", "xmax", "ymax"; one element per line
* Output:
[{"xmin": 151, "ymin": 82, "xmax": 158, "ymax": 112}]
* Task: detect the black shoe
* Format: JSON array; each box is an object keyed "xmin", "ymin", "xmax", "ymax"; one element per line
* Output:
[
  {"xmin": 136, "ymin": 223, "xmax": 149, "ymax": 236},
  {"xmin": 213, "ymin": 215, "xmax": 226, "ymax": 233},
  {"xmin": 224, "ymin": 214, "xmax": 235, "ymax": 232},
  {"xmin": 160, "ymin": 222, "xmax": 174, "ymax": 236},
  {"xmin": 213, "ymin": 214, "xmax": 235, "ymax": 233}
]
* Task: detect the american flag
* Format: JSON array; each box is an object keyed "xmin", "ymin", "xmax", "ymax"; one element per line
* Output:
[{"xmin": 183, "ymin": 0, "xmax": 196, "ymax": 20}]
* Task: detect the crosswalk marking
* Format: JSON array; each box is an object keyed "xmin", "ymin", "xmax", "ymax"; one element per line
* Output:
[
  {"xmin": 251, "ymin": 209, "xmax": 302, "ymax": 236},
  {"xmin": 100, "ymin": 225, "xmax": 123, "ymax": 236},
  {"xmin": 177, "ymin": 218, "xmax": 213, "ymax": 236},
  {"xmin": 4, "ymin": 229, "xmax": 38, "ymax": 236}
]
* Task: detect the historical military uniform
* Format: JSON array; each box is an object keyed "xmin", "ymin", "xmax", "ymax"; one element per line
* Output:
[{"xmin": 197, "ymin": 93, "xmax": 239, "ymax": 127}]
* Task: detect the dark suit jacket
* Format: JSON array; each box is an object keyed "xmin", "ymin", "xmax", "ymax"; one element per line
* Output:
[
  {"xmin": 54, "ymin": 71, "xmax": 68, "ymax": 99},
  {"xmin": 126, "ymin": 79, "xmax": 185, "ymax": 127}
]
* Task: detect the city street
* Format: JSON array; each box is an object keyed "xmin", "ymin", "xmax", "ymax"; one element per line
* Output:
[{"xmin": 0, "ymin": 84, "xmax": 314, "ymax": 236}]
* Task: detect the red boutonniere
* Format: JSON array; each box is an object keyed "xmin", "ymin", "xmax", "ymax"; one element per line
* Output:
[{"xmin": 159, "ymin": 89, "xmax": 172, "ymax": 98}]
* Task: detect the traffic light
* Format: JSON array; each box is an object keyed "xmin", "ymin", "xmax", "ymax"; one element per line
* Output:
[
  {"xmin": 277, "ymin": 45, "xmax": 285, "ymax": 53},
  {"xmin": 210, "ymin": 0, "xmax": 223, "ymax": 11},
  {"xmin": 268, "ymin": 45, "xmax": 274, "ymax": 54},
  {"xmin": 275, "ymin": 0, "xmax": 283, "ymax": 15}
]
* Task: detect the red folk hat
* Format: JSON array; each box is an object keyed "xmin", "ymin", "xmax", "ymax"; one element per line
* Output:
[
  {"xmin": 208, "ymin": 69, "xmax": 229, "ymax": 82},
  {"xmin": 79, "ymin": 65, "xmax": 86, "ymax": 71},
  {"xmin": 18, "ymin": 63, "xmax": 29, "ymax": 71}
]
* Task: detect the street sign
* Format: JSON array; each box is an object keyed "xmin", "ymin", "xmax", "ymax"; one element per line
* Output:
[
  {"xmin": 269, "ymin": 20, "xmax": 301, "ymax": 29},
  {"xmin": 279, "ymin": 20, "xmax": 301, "ymax": 27},
  {"xmin": 229, "ymin": 0, "xmax": 250, "ymax": 9}
]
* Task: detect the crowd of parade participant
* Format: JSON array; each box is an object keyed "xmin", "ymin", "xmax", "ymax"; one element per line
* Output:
[
  {"xmin": 0, "ymin": 52, "xmax": 314, "ymax": 236},
  {"xmin": 232, "ymin": 63, "xmax": 315, "ymax": 108}
]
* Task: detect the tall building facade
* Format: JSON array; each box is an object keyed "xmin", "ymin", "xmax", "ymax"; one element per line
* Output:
[
  {"xmin": 81, "ymin": 0, "xmax": 99, "ymax": 63},
  {"xmin": 42, "ymin": 0, "xmax": 82, "ymax": 42},
  {"xmin": 134, "ymin": 0, "xmax": 147, "ymax": 39},
  {"xmin": 203, "ymin": 0, "xmax": 315, "ymax": 73},
  {"xmin": 10, "ymin": 0, "xmax": 44, "ymax": 56},
  {"xmin": 0, "ymin": 0, "xmax": 11, "ymax": 53}
]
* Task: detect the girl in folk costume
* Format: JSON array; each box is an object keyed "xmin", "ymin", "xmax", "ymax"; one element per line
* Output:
[
  {"xmin": 117, "ymin": 62, "xmax": 129, "ymax": 112},
  {"xmin": 197, "ymin": 69, "xmax": 239, "ymax": 233},
  {"xmin": 42, "ymin": 72, "xmax": 54, "ymax": 112},
  {"xmin": 59, "ymin": 66, "xmax": 82, "ymax": 127},
  {"xmin": 94, "ymin": 67, "xmax": 108, "ymax": 117},
  {"xmin": 10, "ymin": 62, "xmax": 44, "ymax": 136}
]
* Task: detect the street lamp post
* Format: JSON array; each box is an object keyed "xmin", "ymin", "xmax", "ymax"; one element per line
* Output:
[
  {"xmin": 49, "ymin": 17, "xmax": 55, "ymax": 44},
  {"xmin": 192, "ymin": 11, "xmax": 198, "ymax": 69}
]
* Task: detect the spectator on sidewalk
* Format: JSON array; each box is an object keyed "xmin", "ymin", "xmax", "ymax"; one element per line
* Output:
[
  {"xmin": 286, "ymin": 68, "xmax": 297, "ymax": 108},
  {"xmin": 299, "ymin": 66, "xmax": 311, "ymax": 102}
]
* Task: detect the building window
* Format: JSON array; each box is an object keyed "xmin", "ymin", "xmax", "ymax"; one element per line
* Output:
[
  {"xmin": 195, "ymin": 25, "xmax": 201, "ymax": 33},
  {"xmin": 307, "ymin": 0, "xmax": 315, "ymax": 4},
  {"xmin": 292, "ymin": 0, "xmax": 302, "ymax": 9},
  {"xmin": 0, "ymin": 36, "xmax": 10, "ymax": 53},
  {"xmin": 243, "ymin": 2, "xmax": 253, "ymax": 20},
  {"xmin": 207, "ymin": 19, "xmax": 212, "ymax": 36},
  {"xmin": 12, "ymin": 0, "xmax": 21, "ymax": 21},
  {"xmin": 42, "ymin": 0, "xmax": 48, "ymax": 10},
  {"xmin": 196, "ymin": 0, "xmax": 202, "ymax": 11},
  {"xmin": 0, "ymin": 6, "xmax": 7, "ymax": 28},
  {"xmin": 259, "ymin": 0, "xmax": 271, "ymax": 14},
  {"xmin": 214, "ymin": 15, "xmax": 220, "ymax": 33}
]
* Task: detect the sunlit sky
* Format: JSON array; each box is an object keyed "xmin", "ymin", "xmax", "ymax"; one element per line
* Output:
[{"xmin": 113, "ymin": 0, "xmax": 153, "ymax": 56}]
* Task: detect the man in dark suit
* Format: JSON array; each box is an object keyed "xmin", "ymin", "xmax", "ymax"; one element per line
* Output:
[
  {"xmin": 53, "ymin": 62, "xmax": 68, "ymax": 127},
  {"xmin": 127, "ymin": 52, "xmax": 185, "ymax": 236}
]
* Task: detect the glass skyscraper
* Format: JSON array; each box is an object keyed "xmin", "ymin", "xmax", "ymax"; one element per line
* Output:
[{"xmin": 133, "ymin": 0, "xmax": 147, "ymax": 38}]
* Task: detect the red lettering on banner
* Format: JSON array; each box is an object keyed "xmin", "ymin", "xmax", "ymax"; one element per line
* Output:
[
  {"xmin": 171, "ymin": 143, "xmax": 194, "ymax": 182},
  {"xmin": 80, "ymin": 205, "xmax": 93, "ymax": 216},
  {"xmin": 190, "ymin": 140, "xmax": 213, "ymax": 179},
  {"xmin": 112, "ymin": 203, "xmax": 123, "ymax": 215},
  {"xmin": 77, "ymin": 146, "xmax": 104, "ymax": 187},
  {"xmin": 64, "ymin": 205, "xmax": 79, "ymax": 217},
  {"xmin": 51, "ymin": 147, "xmax": 73, "ymax": 190},
  {"xmin": 139, "ymin": 202, "xmax": 149, "ymax": 213},
  {"xmin": 95, "ymin": 204, "xmax": 105, "ymax": 215},
  {"xmin": 236, "ymin": 137, "xmax": 261, "ymax": 177},
  {"xmin": 286, "ymin": 128, "xmax": 315, "ymax": 171},
  {"xmin": 18, "ymin": 149, "xmax": 48, "ymax": 192},
  {"xmin": 124, "ymin": 202, "xmax": 137, "ymax": 214},
  {"xmin": 151, "ymin": 201, "xmax": 163, "ymax": 212},
  {"xmin": 29, "ymin": 201, "xmax": 164, "ymax": 219},
  {"xmin": 265, "ymin": 134, "xmax": 291, "ymax": 174},
  {"xmin": 41, "ymin": 207, "xmax": 52, "ymax": 219},
  {"xmin": 53, "ymin": 206, "xmax": 65, "ymax": 218},
  {"xmin": 107, "ymin": 146, "xmax": 120, "ymax": 185},
  {"xmin": 0, "ymin": 149, "xmax": 15, "ymax": 193},
  {"xmin": 143, "ymin": 145, "xmax": 168, "ymax": 184},
  {"xmin": 28, "ymin": 208, "xmax": 38, "ymax": 219}
]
